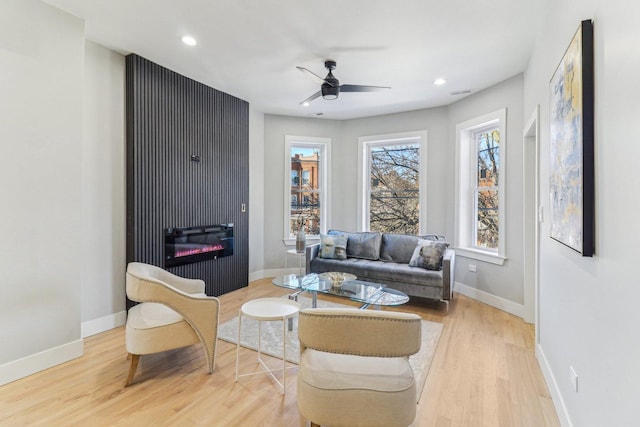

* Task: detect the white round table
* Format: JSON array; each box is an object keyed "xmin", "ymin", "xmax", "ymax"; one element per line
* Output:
[
  {"xmin": 234, "ymin": 297, "xmax": 301, "ymax": 394},
  {"xmin": 286, "ymin": 248, "xmax": 305, "ymax": 277}
]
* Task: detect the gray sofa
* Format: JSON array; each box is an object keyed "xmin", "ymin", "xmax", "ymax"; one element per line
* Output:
[{"xmin": 305, "ymin": 230, "xmax": 455, "ymax": 305}]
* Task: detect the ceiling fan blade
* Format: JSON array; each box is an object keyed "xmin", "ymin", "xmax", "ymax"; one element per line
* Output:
[
  {"xmin": 296, "ymin": 66, "xmax": 335, "ymax": 86},
  {"xmin": 299, "ymin": 91, "xmax": 322, "ymax": 105},
  {"xmin": 339, "ymin": 84, "xmax": 391, "ymax": 92}
]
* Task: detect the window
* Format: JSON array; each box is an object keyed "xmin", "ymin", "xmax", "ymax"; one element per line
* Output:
[
  {"xmin": 358, "ymin": 131, "xmax": 427, "ymax": 234},
  {"xmin": 455, "ymin": 109, "xmax": 506, "ymax": 264},
  {"xmin": 284, "ymin": 136, "xmax": 330, "ymax": 241}
]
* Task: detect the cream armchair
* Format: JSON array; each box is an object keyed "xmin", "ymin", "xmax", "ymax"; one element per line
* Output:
[
  {"xmin": 125, "ymin": 262, "xmax": 220, "ymax": 386},
  {"xmin": 297, "ymin": 308, "xmax": 422, "ymax": 427}
]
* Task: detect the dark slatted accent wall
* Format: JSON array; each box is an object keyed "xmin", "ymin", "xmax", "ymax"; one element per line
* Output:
[{"xmin": 126, "ymin": 54, "xmax": 249, "ymax": 299}]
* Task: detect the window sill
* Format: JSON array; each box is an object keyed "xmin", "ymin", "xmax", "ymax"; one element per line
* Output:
[
  {"xmin": 283, "ymin": 235, "xmax": 321, "ymax": 247},
  {"xmin": 454, "ymin": 247, "xmax": 506, "ymax": 265}
]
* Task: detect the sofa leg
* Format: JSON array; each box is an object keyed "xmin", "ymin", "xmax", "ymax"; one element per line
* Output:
[{"xmin": 125, "ymin": 353, "xmax": 140, "ymax": 387}]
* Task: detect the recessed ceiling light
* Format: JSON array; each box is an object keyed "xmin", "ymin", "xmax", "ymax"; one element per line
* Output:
[
  {"xmin": 302, "ymin": 101, "xmax": 310, "ymax": 107},
  {"xmin": 181, "ymin": 36, "xmax": 197, "ymax": 46},
  {"xmin": 434, "ymin": 78, "xmax": 447, "ymax": 86}
]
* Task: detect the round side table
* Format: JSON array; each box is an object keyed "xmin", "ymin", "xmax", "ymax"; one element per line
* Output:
[
  {"xmin": 234, "ymin": 297, "xmax": 301, "ymax": 394},
  {"xmin": 285, "ymin": 248, "xmax": 305, "ymax": 277}
]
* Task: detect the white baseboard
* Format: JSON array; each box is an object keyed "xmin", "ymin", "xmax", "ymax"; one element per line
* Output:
[
  {"xmin": 454, "ymin": 281, "xmax": 524, "ymax": 318},
  {"xmin": 253, "ymin": 268, "xmax": 300, "ymax": 282},
  {"xmin": 249, "ymin": 270, "xmax": 265, "ymax": 282},
  {"xmin": 81, "ymin": 311, "xmax": 127, "ymax": 338},
  {"xmin": 537, "ymin": 344, "xmax": 573, "ymax": 427},
  {"xmin": 0, "ymin": 340, "xmax": 83, "ymax": 386}
]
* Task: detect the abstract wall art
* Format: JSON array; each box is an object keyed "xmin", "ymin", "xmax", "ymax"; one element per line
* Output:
[{"xmin": 549, "ymin": 19, "xmax": 595, "ymax": 256}]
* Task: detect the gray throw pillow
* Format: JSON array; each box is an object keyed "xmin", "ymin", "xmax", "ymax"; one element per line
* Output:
[
  {"xmin": 409, "ymin": 240, "xmax": 449, "ymax": 270},
  {"xmin": 319, "ymin": 234, "xmax": 347, "ymax": 260},
  {"xmin": 329, "ymin": 230, "xmax": 381, "ymax": 260}
]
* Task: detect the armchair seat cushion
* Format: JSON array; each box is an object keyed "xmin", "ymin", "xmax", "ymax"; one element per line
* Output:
[
  {"xmin": 299, "ymin": 349, "xmax": 414, "ymax": 392},
  {"xmin": 127, "ymin": 302, "xmax": 184, "ymax": 329},
  {"xmin": 126, "ymin": 302, "xmax": 200, "ymax": 355}
]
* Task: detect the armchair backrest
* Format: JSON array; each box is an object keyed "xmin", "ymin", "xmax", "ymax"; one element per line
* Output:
[
  {"xmin": 126, "ymin": 262, "xmax": 206, "ymax": 302},
  {"xmin": 298, "ymin": 308, "xmax": 422, "ymax": 357}
]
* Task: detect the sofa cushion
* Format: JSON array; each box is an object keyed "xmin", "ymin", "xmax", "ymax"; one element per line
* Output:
[
  {"xmin": 319, "ymin": 234, "xmax": 347, "ymax": 260},
  {"xmin": 329, "ymin": 230, "xmax": 381, "ymax": 260},
  {"xmin": 379, "ymin": 234, "xmax": 421, "ymax": 263},
  {"xmin": 310, "ymin": 257, "xmax": 444, "ymax": 288},
  {"xmin": 409, "ymin": 240, "xmax": 449, "ymax": 270},
  {"xmin": 380, "ymin": 233, "xmax": 447, "ymax": 263}
]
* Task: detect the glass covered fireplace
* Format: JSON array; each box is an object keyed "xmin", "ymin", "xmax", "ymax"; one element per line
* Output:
[{"xmin": 164, "ymin": 224, "xmax": 234, "ymax": 268}]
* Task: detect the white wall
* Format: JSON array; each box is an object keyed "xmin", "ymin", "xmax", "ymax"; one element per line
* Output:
[
  {"xmin": 448, "ymin": 75, "xmax": 525, "ymax": 308},
  {"xmin": 249, "ymin": 108, "xmax": 265, "ymax": 281},
  {"xmin": 262, "ymin": 115, "xmax": 342, "ymax": 272},
  {"xmin": 525, "ymin": 1, "xmax": 640, "ymax": 425},
  {"xmin": 339, "ymin": 107, "xmax": 451, "ymax": 235},
  {"xmin": 0, "ymin": 0, "xmax": 85, "ymax": 384},
  {"xmin": 80, "ymin": 41, "xmax": 127, "ymax": 336},
  {"xmin": 262, "ymin": 80, "xmax": 525, "ymax": 310}
]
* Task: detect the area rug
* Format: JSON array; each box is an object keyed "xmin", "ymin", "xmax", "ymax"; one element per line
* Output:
[{"xmin": 218, "ymin": 296, "xmax": 443, "ymax": 402}]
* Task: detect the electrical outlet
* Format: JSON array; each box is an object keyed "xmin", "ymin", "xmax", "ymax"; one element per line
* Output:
[
  {"xmin": 570, "ymin": 366, "xmax": 579, "ymax": 392},
  {"xmin": 468, "ymin": 264, "xmax": 476, "ymax": 272}
]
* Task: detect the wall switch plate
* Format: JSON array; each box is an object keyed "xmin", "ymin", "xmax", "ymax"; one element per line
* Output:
[
  {"xmin": 570, "ymin": 366, "xmax": 579, "ymax": 392},
  {"xmin": 468, "ymin": 264, "xmax": 477, "ymax": 272},
  {"xmin": 241, "ymin": 203, "xmax": 246, "ymax": 212}
]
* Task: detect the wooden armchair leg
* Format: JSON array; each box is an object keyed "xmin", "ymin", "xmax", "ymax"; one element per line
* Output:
[
  {"xmin": 125, "ymin": 353, "xmax": 140, "ymax": 387},
  {"xmin": 310, "ymin": 423, "xmax": 320, "ymax": 427}
]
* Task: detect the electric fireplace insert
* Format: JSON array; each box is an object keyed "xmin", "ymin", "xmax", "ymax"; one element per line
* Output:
[{"xmin": 164, "ymin": 224, "xmax": 234, "ymax": 268}]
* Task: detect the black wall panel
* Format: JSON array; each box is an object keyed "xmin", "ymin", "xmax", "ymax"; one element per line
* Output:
[{"xmin": 126, "ymin": 54, "xmax": 249, "ymax": 299}]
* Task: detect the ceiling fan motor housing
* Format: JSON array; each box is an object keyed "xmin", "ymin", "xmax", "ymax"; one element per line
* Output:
[
  {"xmin": 322, "ymin": 70, "xmax": 340, "ymax": 99},
  {"xmin": 321, "ymin": 83, "xmax": 339, "ymax": 99}
]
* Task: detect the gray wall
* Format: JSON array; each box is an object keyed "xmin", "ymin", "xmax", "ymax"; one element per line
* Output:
[
  {"xmin": 524, "ymin": 1, "xmax": 640, "ymax": 425},
  {"xmin": 0, "ymin": 0, "xmax": 84, "ymax": 382},
  {"xmin": 81, "ymin": 41, "xmax": 126, "ymax": 327},
  {"xmin": 448, "ymin": 74, "xmax": 525, "ymax": 305},
  {"xmin": 340, "ymin": 107, "xmax": 451, "ymax": 235},
  {"xmin": 263, "ymin": 76, "xmax": 524, "ymax": 308},
  {"xmin": 248, "ymin": 108, "xmax": 265, "ymax": 279},
  {"xmin": 262, "ymin": 115, "xmax": 342, "ymax": 272}
]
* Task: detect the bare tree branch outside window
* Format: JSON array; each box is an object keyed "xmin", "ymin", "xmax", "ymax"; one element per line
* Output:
[
  {"xmin": 369, "ymin": 144, "xmax": 420, "ymax": 234},
  {"xmin": 476, "ymin": 129, "xmax": 500, "ymax": 249}
]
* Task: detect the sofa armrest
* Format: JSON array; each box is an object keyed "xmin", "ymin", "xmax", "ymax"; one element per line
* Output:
[
  {"xmin": 305, "ymin": 244, "xmax": 320, "ymax": 274},
  {"xmin": 442, "ymin": 248, "xmax": 455, "ymax": 300}
]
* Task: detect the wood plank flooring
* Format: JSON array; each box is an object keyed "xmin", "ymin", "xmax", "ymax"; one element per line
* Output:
[{"xmin": 0, "ymin": 279, "xmax": 560, "ymax": 426}]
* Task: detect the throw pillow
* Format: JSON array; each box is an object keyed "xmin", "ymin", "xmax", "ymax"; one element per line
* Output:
[
  {"xmin": 409, "ymin": 240, "xmax": 449, "ymax": 270},
  {"xmin": 319, "ymin": 234, "xmax": 347, "ymax": 260},
  {"xmin": 329, "ymin": 230, "xmax": 382, "ymax": 260}
]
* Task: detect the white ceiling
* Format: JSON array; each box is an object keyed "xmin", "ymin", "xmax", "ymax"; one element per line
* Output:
[{"xmin": 43, "ymin": 0, "xmax": 549, "ymax": 120}]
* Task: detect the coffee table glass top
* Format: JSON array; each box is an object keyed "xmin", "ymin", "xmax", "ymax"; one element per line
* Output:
[{"xmin": 272, "ymin": 273, "xmax": 409, "ymax": 307}]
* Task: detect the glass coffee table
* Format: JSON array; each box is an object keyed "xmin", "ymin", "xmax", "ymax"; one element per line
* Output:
[{"xmin": 272, "ymin": 273, "xmax": 409, "ymax": 309}]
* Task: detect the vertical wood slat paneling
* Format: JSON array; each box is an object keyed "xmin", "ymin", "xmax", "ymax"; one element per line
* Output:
[{"xmin": 125, "ymin": 54, "xmax": 249, "ymax": 300}]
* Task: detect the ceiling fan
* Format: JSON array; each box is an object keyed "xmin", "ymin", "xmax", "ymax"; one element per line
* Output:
[{"xmin": 296, "ymin": 59, "xmax": 391, "ymax": 105}]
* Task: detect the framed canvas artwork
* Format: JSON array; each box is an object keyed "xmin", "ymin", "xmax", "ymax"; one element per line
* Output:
[{"xmin": 549, "ymin": 19, "xmax": 595, "ymax": 257}]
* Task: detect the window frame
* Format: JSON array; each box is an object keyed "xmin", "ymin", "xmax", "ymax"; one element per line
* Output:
[
  {"xmin": 357, "ymin": 130, "xmax": 428, "ymax": 233},
  {"xmin": 283, "ymin": 135, "xmax": 331, "ymax": 244},
  {"xmin": 455, "ymin": 109, "xmax": 507, "ymax": 265}
]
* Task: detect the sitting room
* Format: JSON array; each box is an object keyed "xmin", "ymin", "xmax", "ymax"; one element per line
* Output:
[{"xmin": 2, "ymin": 1, "xmax": 639, "ymax": 426}]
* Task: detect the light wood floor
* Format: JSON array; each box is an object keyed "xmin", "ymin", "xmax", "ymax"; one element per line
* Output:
[{"xmin": 0, "ymin": 279, "xmax": 560, "ymax": 426}]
